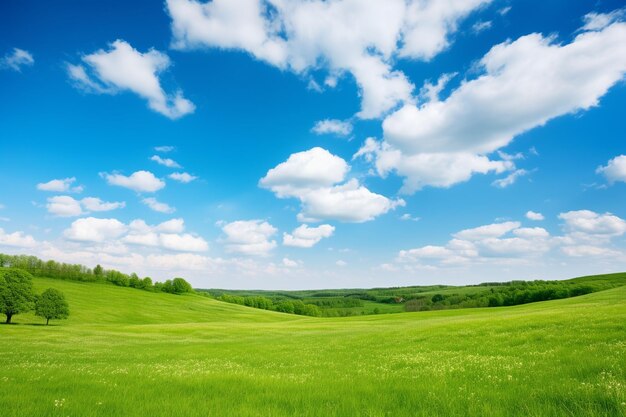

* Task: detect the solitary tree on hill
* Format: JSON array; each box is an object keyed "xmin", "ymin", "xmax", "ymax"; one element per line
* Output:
[
  {"xmin": 35, "ymin": 288, "xmax": 69, "ymax": 325},
  {"xmin": 0, "ymin": 268, "xmax": 35, "ymax": 324}
]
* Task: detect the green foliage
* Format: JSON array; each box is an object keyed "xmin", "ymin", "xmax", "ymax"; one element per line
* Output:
[
  {"xmin": 162, "ymin": 278, "xmax": 194, "ymax": 294},
  {"xmin": 0, "ymin": 268, "xmax": 35, "ymax": 324},
  {"xmin": 35, "ymin": 288, "xmax": 69, "ymax": 325},
  {"xmin": 203, "ymin": 273, "xmax": 626, "ymax": 316},
  {"xmin": 216, "ymin": 293, "xmax": 321, "ymax": 317},
  {"xmin": 0, "ymin": 253, "xmax": 197, "ymax": 297}
]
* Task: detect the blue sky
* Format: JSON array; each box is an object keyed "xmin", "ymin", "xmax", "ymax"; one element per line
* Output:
[{"xmin": 1, "ymin": 0, "xmax": 626, "ymax": 289}]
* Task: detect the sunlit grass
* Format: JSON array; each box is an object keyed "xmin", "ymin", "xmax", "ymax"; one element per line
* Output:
[{"xmin": 0, "ymin": 277, "xmax": 625, "ymax": 416}]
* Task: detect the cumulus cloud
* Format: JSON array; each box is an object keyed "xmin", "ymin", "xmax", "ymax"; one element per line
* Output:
[
  {"xmin": 64, "ymin": 217, "xmax": 128, "ymax": 242},
  {"xmin": 46, "ymin": 196, "xmax": 83, "ymax": 217},
  {"xmin": 559, "ymin": 210, "xmax": 626, "ymax": 238},
  {"xmin": 0, "ymin": 48, "xmax": 34, "ymax": 71},
  {"xmin": 67, "ymin": 39, "xmax": 195, "ymax": 119},
  {"xmin": 260, "ymin": 147, "xmax": 403, "ymax": 222},
  {"xmin": 398, "ymin": 220, "xmax": 551, "ymax": 267},
  {"xmin": 37, "ymin": 177, "xmax": 83, "ymax": 193},
  {"xmin": 0, "ymin": 228, "xmax": 38, "ymax": 248},
  {"xmin": 311, "ymin": 119, "xmax": 353, "ymax": 136},
  {"xmin": 556, "ymin": 210, "xmax": 626, "ymax": 258},
  {"xmin": 45, "ymin": 196, "xmax": 125, "ymax": 217},
  {"xmin": 526, "ymin": 211, "xmax": 544, "ymax": 221},
  {"xmin": 596, "ymin": 155, "xmax": 626, "ymax": 184},
  {"xmin": 395, "ymin": 210, "xmax": 626, "ymax": 269},
  {"xmin": 151, "ymin": 155, "xmax": 182, "ymax": 168},
  {"xmin": 81, "ymin": 197, "xmax": 125, "ymax": 212},
  {"xmin": 169, "ymin": 172, "xmax": 198, "ymax": 183},
  {"xmin": 103, "ymin": 170, "xmax": 165, "ymax": 192},
  {"xmin": 283, "ymin": 224, "xmax": 334, "ymax": 248},
  {"xmin": 221, "ymin": 220, "xmax": 277, "ymax": 256},
  {"xmin": 63, "ymin": 216, "xmax": 209, "ymax": 253},
  {"xmin": 142, "ymin": 197, "xmax": 176, "ymax": 214},
  {"xmin": 357, "ymin": 17, "xmax": 626, "ymax": 193},
  {"xmin": 354, "ymin": 138, "xmax": 511, "ymax": 192},
  {"xmin": 166, "ymin": 0, "xmax": 491, "ymax": 119}
]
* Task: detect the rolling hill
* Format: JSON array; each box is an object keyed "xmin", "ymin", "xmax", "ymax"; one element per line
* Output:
[{"xmin": 1, "ymin": 276, "xmax": 625, "ymax": 416}]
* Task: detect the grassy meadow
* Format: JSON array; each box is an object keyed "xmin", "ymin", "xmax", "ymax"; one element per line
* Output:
[{"xmin": 1, "ymin": 276, "xmax": 626, "ymax": 416}]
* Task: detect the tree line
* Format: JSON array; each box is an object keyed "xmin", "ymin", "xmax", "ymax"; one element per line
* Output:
[
  {"xmin": 0, "ymin": 268, "xmax": 69, "ymax": 325},
  {"xmin": 217, "ymin": 294, "xmax": 323, "ymax": 317},
  {"xmin": 404, "ymin": 280, "xmax": 607, "ymax": 312},
  {"xmin": 0, "ymin": 254, "xmax": 193, "ymax": 295}
]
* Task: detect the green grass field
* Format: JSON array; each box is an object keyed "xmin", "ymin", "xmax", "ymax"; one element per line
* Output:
[{"xmin": 1, "ymin": 276, "xmax": 626, "ymax": 416}]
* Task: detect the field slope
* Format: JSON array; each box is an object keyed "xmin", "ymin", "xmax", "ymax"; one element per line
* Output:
[{"xmin": 1, "ymin": 277, "xmax": 625, "ymax": 417}]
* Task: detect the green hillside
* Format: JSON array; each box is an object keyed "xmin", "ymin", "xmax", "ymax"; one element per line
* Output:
[
  {"xmin": 1, "ymin": 276, "xmax": 626, "ymax": 416},
  {"xmin": 204, "ymin": 272, "xmax": 626, "ymax": 316}
]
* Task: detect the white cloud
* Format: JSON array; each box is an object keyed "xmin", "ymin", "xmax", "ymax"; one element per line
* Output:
[
  {"xmin": 260, "ymin": 147, "xmax": 348, "ymax": 196},
  {"xmin": 454, "ymin": 221, "xmax": 520, "ymax": 241},
  {"xmin": 311, "ymin": 119, "xmax": 352, "ymax": 136},
  {"xmin": 155, "ymin": 218, "xmax": 185, "ymax": 233},
  {"xmin": 513, "ymin": 227, "xmax": 550, "ymax": 239},
  {"xmin": 355, "ymin": 138, "xmax": 512, "ymax": 193},
  {"xmin": 336, "ymin": 260, "xmax": 347, "ymax": 267},
  {"xmin": 81, "ymin": 197, "xmax": 125, "ymax": 212},
  {"xmin": 221, "ymin": 220, "xmax": 277, "ymax": 256},
  {"xmin": 561, "ymin": 245, "xmax": 622, "ymax": 258},
  {"xmin": 492, "ymin": 169, "xmax": 529, "ymax": 188},
  {"xmin": 67, "ymin": 39, "xmax": 195, "ymax": 119},
  {"xmin": 154, "ymin": 145, "xmax": 175, "ymax": 153},
  {"xmin": 169, "ymin": 172, "xmax": 198, "ymax": 183},
  {"xmin": 596, "ymin": 155, "xmax": 626, "ymax": 184},
  {"xmin": 46, "ymin": 196, "xmax": 83, "ymax": 217},
  {"xmin": 525, "ymin": 211, "xmax": 544, "ymax": 221},
  {"xmin": 559, "ymin": 210, "xmax": 626, "ymax": 237},
  {"xmin": 400, "ymin": 213, "xmax": 420, "ymax": 222},
  {"xmin": 472, "ymin": 20, "xmax": 492, "ymax": 34},
  {"xmin": 142, "ymin": 197, "xmax": 176, "ymax": 214},
  {"xmin": 282, "ymin": 257, "xmax": 299, "ymax": 267},
  {"xmin": 45, "ymin": 196, "xmax": 125, "ymax": 217},
  {"xmin": 260, "ymin": 147, "xmax": 403, "ymax": 222},
  {"xmin": 295, "ymin": 179, "xmax": 405, "ymax": 223},
  {"xmin": 166, "ymin": 0, "xmax": 491, "ymax": 119},
  {"xmin": 37, "ymin": 177, "xmax": 82, "ymax": 193},
  {"xmin": 151, "ymin": 155, "xmax": 182, "ymax": 168},
  {"xmin": 0, "ymin": 228, "xmax": 38, "ymax": 248},
  {"xmin": 283, "ymin": 224, "xmax": 334, "ymax": 248},
  {"xmin": 62, "ymin": 216, "xmax": 208, "ymax": 253},
  {"xmin": 159, "ymin": 233, "xmax": 209, "ymax": 252},
  {"xmin": 582, "ymin": 9, "xmax": 625, "ymax": 31},
  {"xmin": 359, "ymin": 18, "xmax": 626, "ymax": 193},
  {"xmin": 397, "ymin": 220, "xmax": 554, "ymax": 268},
  {"xmin": 498, "ymin": 6, "xmax": 511, "ymax": 16},
  {"xmin": 104, "ymin": 170, "xmax": 165, "ymax": 192},
  {"xmin": 0, "ymin": 48, "xmax": 34, "ymax": 71},
  {"xmin": 64, "ymin": 217, "xmax": 128, "ymax": 242}
]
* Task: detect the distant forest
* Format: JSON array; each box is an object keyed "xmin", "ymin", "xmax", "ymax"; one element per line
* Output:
[{"xmin": 1, "ymin": 253, "xmax": 624, "ymax": 317}]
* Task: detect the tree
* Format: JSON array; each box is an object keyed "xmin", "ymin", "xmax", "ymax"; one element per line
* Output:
[
  {"xmin": 35, "ymin": 288, "xmax": 69, "ymax": 325},
  {"xmin": 0, "ymin": 268, "xmax": 35, "ymax": 324},
  {"xmin": 171, "ymin": 278, "xmax": 193, "ymax": 294},
  {"xmin": 93, "ymin": 264, "xmax": 103, "ymax": 277}
]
